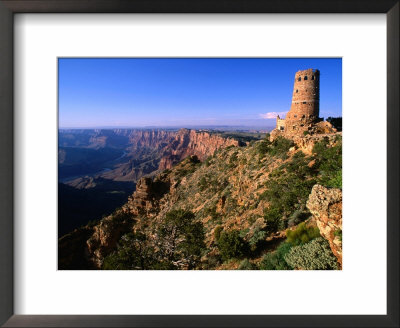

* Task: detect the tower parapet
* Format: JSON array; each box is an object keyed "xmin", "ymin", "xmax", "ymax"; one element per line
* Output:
[{"xmin": 273, "ymin": 69, "xmax": 326, "ymax": 137}]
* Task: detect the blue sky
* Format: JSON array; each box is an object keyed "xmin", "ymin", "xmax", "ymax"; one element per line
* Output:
[{"xmin": 58, "ymin": 58, "xmax": 342, "ymax": 129}]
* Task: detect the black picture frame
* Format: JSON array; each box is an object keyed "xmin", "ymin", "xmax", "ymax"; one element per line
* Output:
[{"xmin": 0, "ymin": 1, "xmax": 398, "ymax": 327}]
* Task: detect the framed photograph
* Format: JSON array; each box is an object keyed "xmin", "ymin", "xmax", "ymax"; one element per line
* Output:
[{"xmin": 0, "ymin": 1, "xmax": 398, "ymax": 327}]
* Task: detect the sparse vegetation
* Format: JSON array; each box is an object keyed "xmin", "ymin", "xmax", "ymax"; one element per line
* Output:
[
  {"xmin": 312, "ymin": 136, "xmax": 342, "ymax": 188},
  {"xmin": 60, "ymin": 127, "xmax": 341, "ymax": 271}
]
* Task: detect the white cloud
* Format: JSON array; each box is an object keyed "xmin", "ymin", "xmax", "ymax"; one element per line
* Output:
[{"xmin": 259, "ymin": 111, "xmax": 287, "ymax": 119}]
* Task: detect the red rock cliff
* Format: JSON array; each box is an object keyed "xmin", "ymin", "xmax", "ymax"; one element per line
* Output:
[{"xmin": 159, "ymin": 129, "xmax": 239, "ymax": 170}]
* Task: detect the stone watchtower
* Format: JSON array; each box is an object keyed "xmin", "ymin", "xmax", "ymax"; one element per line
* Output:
[{"xmin": 281, "ymin": 68, "xmax": 321, "ymax": 135}]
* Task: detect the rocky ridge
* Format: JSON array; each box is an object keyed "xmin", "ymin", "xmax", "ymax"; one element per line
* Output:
[{"xmin": 59, "ymin": 131, "xmax": 342, "ymax": 270}]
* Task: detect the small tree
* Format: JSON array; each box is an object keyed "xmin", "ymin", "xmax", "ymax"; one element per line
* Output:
[
  {"xmin": 217, "ymin": 230, "xmax": 247, "ymax": 261},
  {"xmin": 158, "ymin": 209, "xmax": 205, "ymax": 269},
  {"xmin": 102, "ymin": 232, "xmax": 155, "ymax": 270}
]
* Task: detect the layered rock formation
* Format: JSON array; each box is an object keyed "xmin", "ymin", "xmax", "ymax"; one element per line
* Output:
[
  {"xmin": 289, "ymin": 132, "xmax": 342, "ymax": 155},
  {"xmin": 159, "ymin": 129, "xmax": 239, "ymax": 170},
  {"xmin": 307, "ymin": 184, "xmax": 342, "ymax": 267}
]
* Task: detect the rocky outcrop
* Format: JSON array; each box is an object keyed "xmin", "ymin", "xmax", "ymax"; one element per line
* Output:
[
  {"xmin": 123, "ymin": 177, "xmax": 169, "ymax": 215},
  {"xmin": 86, "ymin": 211, "xmax": 133, "ymax": 268},
  {"xmin": 159, "ymin": 129, "xmax": 239, "ymax": 170},
  {"xmin": 270, "ymin": 120, "xmax": 338, "ymax": 155},
  {"xmin": 313, "ymin": 121, "xmax": 337, "ymax": 134},
  {"xmin": 292, "ymin": 133, "xmax": 341, "ymax": 155},
  {"xmin": 307, "ymin": 184, "xmax": 342, "ymax": 267}
]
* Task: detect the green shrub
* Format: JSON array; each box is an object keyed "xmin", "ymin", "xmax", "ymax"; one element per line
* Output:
[
  {"xmin": 204, "ymin": 205, "xmax": 221, "ymax": 223},
  {"xmin": 286, "ymin": 222, "xmax": 320, "ymax": 246},
  {"xmin": 334, "ymin": 228, "xmax": 342, "ymax": 241},
  {"xmin": 264, "ymin": 207, "xmax": 284, "ymax": 235},
  {"xmin": 217, "ymin": 230, "xmax": 247, "ymax": 261},
  {"xmin": 198, "ymin": 177, "xmax": 208, "ymax": 191},
  {"xmin": 249, "ymin": 228, "xmax": 267, "ymax": 250},
  {"xmin": 214, "ymin": 225, "xmax": 223, "ymax": 241},
  {"xmin": 268, "ymin": 137, "xmax": 294, "ymax": 159},
  {"xmin": 239, "ymin": 228, "xmax": 250, "ymax": 239},
  {"xmin": 327, "ymin": 169, "xmax": 342, "ymax": 188},
  {"xmin": 229, "ymin": 151, "xmax": 239, "ymax": 166},
  {"xmin": 287, "ymin": 209, "xmax": 311, "ymax": 227},
  {"xmin": 238, "ymin": 258, "xmax": 257, "ymax": 270},
  {"xmin": 284, "ymin": 237, "xmax": 339, "ymax": 270},
  {"xmin": 256, "ymin": 139, "xmax": 271, "ymax": 157},
  {"xmin": 303, "ymin": 131, "xmax": 310, "ymax": 136},
  {"xmin": 312, "ymin": 137, "xmax": 342, "ymax": 189},
  {"xmin": 259, "ymin": 242, "xmax": 292, "ymax": 270}
]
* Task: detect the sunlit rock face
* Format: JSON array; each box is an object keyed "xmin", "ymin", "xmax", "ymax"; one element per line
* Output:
[{"xmin": 307, "ymin": 184, "xmax": 342, "ymax": 267}]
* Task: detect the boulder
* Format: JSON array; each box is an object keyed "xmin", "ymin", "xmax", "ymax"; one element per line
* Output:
[{"xmin": 307, "ymin": 184, "xmax": 342, "ymax": 267}]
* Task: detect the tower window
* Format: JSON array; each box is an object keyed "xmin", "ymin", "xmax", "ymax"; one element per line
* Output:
[
  {"xmin": 312, "ymin": 75, "xmax": 315, "ymax": 80},
  {"xmin": 298, "ymin": 77, "xmax": 301, "ymax": 81},
  {"xmin": 303, "ymin": 102, "xmax": 306, "ymax": 104},
  {"xmin": 304, "ymin": 76, "xmax": 308, "ymax": 80},
  {"xmin": 296, "ymin": 89, "xmax": 298, "ymax": 93},
  {"xmin": 294, "ymin": 115, "xmax": 297, "ymax": 118}
]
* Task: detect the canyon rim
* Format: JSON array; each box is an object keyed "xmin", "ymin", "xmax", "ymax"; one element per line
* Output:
[{"xmin": 58, "ymin": 58, "xmax": 342, "ymax": 270}]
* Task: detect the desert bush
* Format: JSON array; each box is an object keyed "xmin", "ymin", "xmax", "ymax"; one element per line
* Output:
[
  {"xmin": 204, "ymin": 205, "xmax": 221, "ymax": 223},
  {"xmin": 284, "ymin": 237, "xmax": 339, "ymax": 270},
  {"xmin": 229, "ymin": 151, "xmax": 239, "ymax": 167},
  {"xmin": 256, "ymin": 139, "xmax": 272, "ymax": 157},
  {"xmin": 238, "ymin": 258, "xmax": 257, "ymax": 270},
  {"xmin": 264, "ymin": 206, "xmax": 284, "ymax": 235},
  {"xmin": 327, "ymin": 169, "xmax": 342, "ymax": 189},
  {"xmin": 198, "ymin": 176, "xmax": 208, "ymax": 191},
  {"xmin": 334, "ymin": 228, "xmax": 342, "ymax": 241},
  {"xmin": 268, "ymin": 137, "xmax": 294, "ymax": 159},
  {"xmin": 214, "ymin": 225, "xmax": 224, "ymax": 241},
  {"xmin": 217, "ymin": 230, "xmax": 248, "ymax": 261},
  {"xmin": 287, "ymin": 209, "xmax": 310, "ymax": 227},
  {"xmin": 286, "ymin": 222, "xmax": 320, "ymax": 246},
  {"xmin": 248, "ymin": 228, "xmax": 267, "ymax": 250},
  {"xmin": 312, "ymin": 136, "xmax": 342, "ymax": 188},
  {"xmin": 259, "ymin": 242, "xmax": 292, "ymax": 270},
  {"xmin": 203, "ymin": 254, "xmax": 222, "ymax": 269},
  {"xmin": 204, "ymin": 156, "xmax": 213, "ymax": 167}
]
